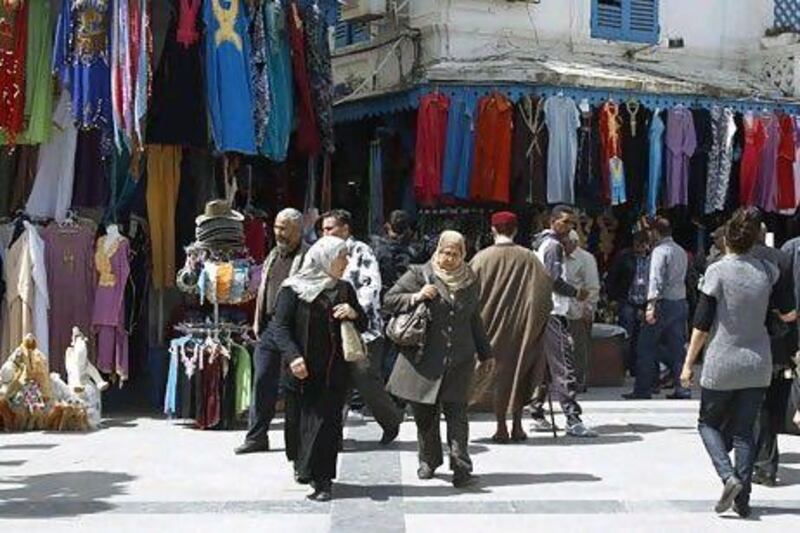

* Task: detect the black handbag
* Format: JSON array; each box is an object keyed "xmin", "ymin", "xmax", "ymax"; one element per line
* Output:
[{"xmin": 386, "ymin": 273, "xmax": 432, "ymax": 363}]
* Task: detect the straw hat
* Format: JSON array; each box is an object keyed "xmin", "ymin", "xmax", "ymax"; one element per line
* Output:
[{"xmin": 195, "ymin": 200, "xmax": 244, "ymax": 226}]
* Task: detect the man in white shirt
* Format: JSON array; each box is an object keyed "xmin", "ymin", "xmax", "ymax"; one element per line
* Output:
[{"xmin": 564, "ymin": 230, "xmax": 600, "ymax": 391}]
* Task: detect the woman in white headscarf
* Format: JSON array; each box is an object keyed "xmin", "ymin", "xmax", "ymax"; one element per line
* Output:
[
  {"xmin": 271, "ymin": 236, "xmax": 367, "ymax": 502},
  {"xmin": 384, "ymin": 230, "xmax": 491, "ymax": 489}
]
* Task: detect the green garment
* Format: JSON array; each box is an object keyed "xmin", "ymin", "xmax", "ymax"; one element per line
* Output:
[
  {"xmin": 232, "ymin": 344, "xmax": 253, "ymax": 416},
  {"xmin": 1, "ymin": 0, "xmax": 54, "ymax": 146}
]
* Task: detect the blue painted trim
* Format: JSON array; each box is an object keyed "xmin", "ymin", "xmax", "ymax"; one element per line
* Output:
[
  {"xmin": 591, "ymin": 0, "xmax": 659, "ymax": 45},
  {"xmin": 333, "ymin": 82, "xmax": 800, "ymax": 123}
]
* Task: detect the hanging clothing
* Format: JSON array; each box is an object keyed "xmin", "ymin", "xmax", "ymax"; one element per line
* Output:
[
  {"xmin": 261, "ymin": 1, "xmax": 293, "ymax": 161},
  {"xmin": 17, "ymin": 0, "xmax": 53, "ymax": 145},
  {"xmin": 1, "ymin": 230, "xmax": 33, "ymax": 363},
  {"xmin": 543, "ymin": 95, "xmax": 580, "ymax": 205},
  {"xmin": 470, "ymin": 92, "xmax": 513, "ymax": 204},
  {"xmin": 147, "ymin": 0, "xmax": 207, "ymax": 147},
  {"xmin": 232, "ymin": 343, "xmax": 252, "ymax": 415},
  {"xmin": 0, "ymin": 1, "xmax": 27, "ymax": 141},
  {"xmin": 72, "ymin": 129, "xmax": 110, "ymax": 208},
  {"xmin": 303, "ymin": 3, "xmax": 335, "ymax": 154},
  {"xmin": 576, "ymin": 106, "xmax": 601, "ymax": 209},
  {"xmin": 620, "ymin": 101, "xmax": 651, "ymax": 209},
  {"xmin": 53, "ymin": 0, "xmax": 113, "ymax": 130},
  {"xmin": 705, "ymin": 107, "xmax": 737, "ymax": 215},
  {"xmin": 92, "ymin": 235, "xmax": 131, "ymax": 383},
  {"xmin": 511, "ymin": 95, "xmax": 547, "ymax": 205},
  {"xmin": 598, "ymin": 102, "xmax": 623, "ymax": 204},
  {"xmin": 25, "ymin": 92, "xmax": 79, "ymax": 222},
  {"xmin": 793, "ymin": 117, "xmax": 800, "ymax": 213},
  {"xmin": 146, "ymin": 145, "xmax": 182, "ymax": 290},
  {"xmin": 204, "ymin": 0, "xmax": 257, "ymax": 154},
  {"xmin": 42, "ymin": 223, "xmax": 96, "ymax": 378},
  {"xmin": 609, "ymin": 156, "xmax": 626, "ymax": 206},
  {"xmin": 248, "ymin": 0, "xmax": 270, "ymax": 149},
  {"xmin": 739, "ymin": 112, "xmax": 766, "ymax": 206},
  {"xmin": 8, "ymin": 145, "xmax": 39, "ymax": 214},
  {"xmin": 777, "ymin": 113, "xmax": 797, "ymax": 211},
  {"xmin": 753, "ymin": 114, "xmax": 780, "ymax": 213},
  {"xmin": 414, "ymin": 92, "xmax": 449, "ymax": 206},
  {"xmin": 287, "ymin": 2, "xmax": 320, "ymax": 156},
  {"xmin": 665, "ymin": 107, "xmax": 697, "ymax": 208},
  {"xmin": 441, "ymin": 93, "xmax": 477, "ymax": 200},
  {"xmin": 688, "ymin": 109, "xmax": 712, "ymax": 218},
  {"xmin": 26, "ymin": 223, "xmax": 50, "ymax": 361}
]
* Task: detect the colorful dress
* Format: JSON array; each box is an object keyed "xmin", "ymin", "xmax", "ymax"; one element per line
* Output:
[
  {"xmin": 92, "ymin": 236, "xmax": 131, "ymax": 383},
  {"xmin": 0, "ymin": 0, "xmax": 27, "ymax": 140},
  {"xmin": 54, "ymin": 0, "xmax": 113, "ymax": 131},
  {"xmin": 204, "ymin": 0, "xmax": 257, "ymax": 154},
  {"xmin": 261, "ymin": 1, "xmax": 293, "ymax": 161}
]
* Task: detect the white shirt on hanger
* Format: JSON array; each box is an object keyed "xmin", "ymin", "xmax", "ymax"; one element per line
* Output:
[{"xmin": 24, "ymin": 221, "xmax": 50, "ymax": 358}]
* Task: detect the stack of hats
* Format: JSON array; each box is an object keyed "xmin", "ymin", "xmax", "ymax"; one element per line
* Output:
[{"xmin": 194, "ymin": 200, "xmax": 245, "ymax": 250}]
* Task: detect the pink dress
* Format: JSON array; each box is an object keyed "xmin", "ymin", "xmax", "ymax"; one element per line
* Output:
[{"xmin": 92, "ymin": 236, "xmax": 131, "ymax": 383}]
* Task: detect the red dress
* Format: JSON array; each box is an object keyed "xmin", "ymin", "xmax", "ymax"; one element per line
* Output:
[
  {"xmin": 739, "ymin": 115, "xmax": 766, "ymax": 206},
  {"xmin": 777, "ymin": 113, "xmax": 797, "ymax": 211},
  {"xmin": 0, "ymin": 1, "xmax": 28, "ymax": 140},
  {"xmin": 469, "ymin": 92, "xmax": 513, "ymax": 203},
  {"xmin": 414, "ymin": 93, "xmax": 450, "ymax": 206},
  {"xmin": 287, "ymin": 3, "xmax": 321, "ymax": 156}
]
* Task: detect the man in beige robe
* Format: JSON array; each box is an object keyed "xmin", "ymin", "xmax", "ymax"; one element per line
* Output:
[{"xmin": 470, "ymin": 211, "xmax": 553, "ymax": 443}]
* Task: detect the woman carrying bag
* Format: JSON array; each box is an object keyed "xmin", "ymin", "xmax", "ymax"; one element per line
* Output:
[
  {"xmin": 384, "ymin": 231, "xmax": 492, "ymax": 488},
  {"xmin": 272, "ymin": 236, "xmax": 367, "ymax": 502}
]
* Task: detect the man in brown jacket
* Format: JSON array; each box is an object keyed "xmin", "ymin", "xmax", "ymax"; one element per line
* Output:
[{"xmin": 470, "ymin": 211, "xmax": 553, "ymax": 443}]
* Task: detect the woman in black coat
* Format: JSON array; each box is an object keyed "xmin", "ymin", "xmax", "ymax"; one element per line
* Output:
[
  {"xmin": 271, "ymin": 236, "xmax": 367, "ymax": 502},
  {"xmin": 384, "ymin": 231, "xmax": 492, "ymax": 488}
]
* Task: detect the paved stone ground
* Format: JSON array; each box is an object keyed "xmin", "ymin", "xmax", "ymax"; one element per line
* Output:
[{"xmin": 3, "ymin": 386, "xmax": 800, "ymax": 532}]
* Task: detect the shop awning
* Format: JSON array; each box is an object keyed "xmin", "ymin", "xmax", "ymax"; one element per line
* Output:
[{"xmin": 334, "ymin": 52, "xmax": 800, "ymax": 123}]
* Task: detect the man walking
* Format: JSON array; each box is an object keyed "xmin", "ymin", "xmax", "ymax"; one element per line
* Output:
[
  {"xmin": 235, "ymin": 208, "xmax": 308, "ymax": 454},
  {"xmin": 321, "ymin": 210, "xmax": 404, "ymax": 444},
  {"xmin": 564, "ymin": 230, "xmax": 600, "ymax": 391},
  {"xmin": 624, "ymin": 217, "xmax": 690, "ymax": 400},
  {"xmin": 531, "ymin": 205, "xmax": 597, "ymax": 437},
  {"xmin": 470, "ymin": 211, "xmax": 553, "ymax": 443}
]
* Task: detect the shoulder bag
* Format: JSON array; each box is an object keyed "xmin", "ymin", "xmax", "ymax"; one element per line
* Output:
[{"xmin": 386, "ymin": 271, "xmax": 432, "ymax": 363}]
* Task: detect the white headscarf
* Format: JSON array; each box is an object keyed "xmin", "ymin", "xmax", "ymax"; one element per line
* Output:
[{"xmin": 282, "ymin": 236, "xmax": 347, "ymax": 303}]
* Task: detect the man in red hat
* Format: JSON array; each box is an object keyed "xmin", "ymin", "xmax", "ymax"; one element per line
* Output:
[{"xmin": 469, "ymin": 211, "xmax": 554, "ymax": 442}]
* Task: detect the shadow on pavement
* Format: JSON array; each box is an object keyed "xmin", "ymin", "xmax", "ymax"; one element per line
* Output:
[
  {"xmin": 473, "ymin": 434, "xmax": 643, "ymax": 446},
  {"xmin": 0, "ymin": 444, "xmax": 58, "ymax": 451},
  {"xmin": 781, "ymin": 452, "xmax": 800, "ymax": 464},
  {"xmin": 0, "ymin": 471, "xmax": 135, "ymax": 519},
  {"xmin": 342, "ymin": 439, "xmax": 490, "ymax": 455},
  {"xmin": 332, "ymin": 472, "xmax": 601, "ymax": 501},
  {"xmin": 778, "ymin": 465, "xmax": 800, "ymax": 486},
  {"xmin": 0, "ymin": 460, "xmax": 27, "ymax": 467},
  {"xmin": 100, "ymin": 417, "xmax": 140, "ymax": 429}
]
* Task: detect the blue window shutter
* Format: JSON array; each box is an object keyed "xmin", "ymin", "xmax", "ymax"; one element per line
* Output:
[
  {"xmin": 627, "ymin": 0, "xmax": 659, "ymax": 43},
  {"xmin": 351, "ymin": 22, "xmax": 369, "ymax": 44},
  {"xmin": 592, "ymin": 0, "xmax": 659, "ymax": 44}
]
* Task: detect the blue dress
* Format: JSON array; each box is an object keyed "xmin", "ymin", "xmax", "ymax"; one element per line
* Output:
[
  {"xmin": 53, "ymin": 0, "xmax": 112, "ymax": 130},
  {"xmin": 441, "ymin": 94, "xmax": 477, "ymax": 199},
  {"xmin": 647, "ymin": 112, "xmax": 666, "ymax": 216},
  {"xmin": 204, "ymin": 0, "xmax": 257, "ymax": 154},
  {"xmin": 261, "ymin": 1, "xmax": 294, "ymax": 161}
]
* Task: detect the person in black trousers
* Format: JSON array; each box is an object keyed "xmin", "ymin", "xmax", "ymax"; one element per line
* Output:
[
  {"xmin": 235, "ymin": 209, "xmax": 308, "ymax": 454},
  {"xmin": 272, "ymin": 236, "xmax": 367, "ymax": 502}
]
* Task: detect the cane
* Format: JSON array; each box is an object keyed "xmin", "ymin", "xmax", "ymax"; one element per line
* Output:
[{"xmin": 547, "ymin": 386, "xmax": 558, "ymax": 439}]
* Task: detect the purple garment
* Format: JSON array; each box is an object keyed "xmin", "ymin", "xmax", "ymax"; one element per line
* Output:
[
  {"xmin": 665, "ymin": 107, "xmax": 697, "ymax": 207},
  {"xmin": 72, "ymin": 130, "xmax": 110, "ymax": 208},
  {"xmin": 43, "ymin": 224, "xmax": 96, "ymax": 378},
  {"xmin": 754, "ymin": 114, "xmax": 780, "ymax": 213},
  {"xmin": 92, "ymin": 237, "xmax": 131, "ymax": 381}
]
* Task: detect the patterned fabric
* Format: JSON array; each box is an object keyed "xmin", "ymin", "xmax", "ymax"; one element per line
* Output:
[
  {"xmin": 303, "ymin": 4, "xmax": 335, "ymax": 154},
  {"xmin": 248, "ymin": 0, "xmax": 270, "ymax": 148},
  {"xmin": 705, "ymin": 107, "xmax": 737, "ymax": 214},
  {"xmin": 628, "ymin": 255, "xmax": 650, "ymax": 306},
  {"xmin": 261, "ymin": 1, "xmax": 293, "ymax": 161},
  {"xmin": 0, "ymin": 1, "xmax": 27, "ymax": 140},
  {"xmin": 345, "ymin": 238, "xmax": 383, "ymax": 343}
]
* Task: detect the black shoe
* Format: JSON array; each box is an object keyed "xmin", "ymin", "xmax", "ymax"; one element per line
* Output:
[
  {"xmin": 715, "ymin": 476, "xmax": 743, "ymax": 514},
  {"xmin": 752, "ymin": 471, "xmax": 776, "ymax": 487},
  {"xmin": 622, "ymin": 392, "xmax": 651, "ymax": 400},
  {"xmin": 234, "ymin": 439, "xmax": 269, "ymax": 455},
  {"xmin": 733, "ymin": 501, "xmax": 752, "ymax": 518},
  {"xmin": 380, "ymin": 424, "xmax": 400, "ymax": 445},
  {"xmin": 417, "ymin": 464, "xmax": 435, "ymax": 480},
  {"xmin": 452, "ymin": 472, "xmax": 477, "ymax": 488},
  {"xmin": 294, "ymin": 471, "xmax": 312, "ymax": 485},
  {"xmin": 307, "ymin": 481, "xmax": 333, "ymax": 502}
]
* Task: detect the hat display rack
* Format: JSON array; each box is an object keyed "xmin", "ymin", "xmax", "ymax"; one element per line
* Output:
[{"xmin": 175, "ymin": 199, "xmax": 259, "ymax": 339}]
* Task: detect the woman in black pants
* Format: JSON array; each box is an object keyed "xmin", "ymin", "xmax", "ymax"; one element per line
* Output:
[{"xmin": 272, "ymin": 236, "xmax": 366, "ymax": 502}]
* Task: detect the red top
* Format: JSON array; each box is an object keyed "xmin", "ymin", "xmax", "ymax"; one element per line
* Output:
[
  {"xmin": 288, "ymin": 3, "xmax": 321, "ymax": 156},
  {"xmin": 777, "ymin": 113, "xmax": 797, "ymax": 210},
  {"xmin": 414, "ymin": 92, "xmax": 450, "ymax": 206},
  {"xmin": 470, "ymin": 92, "xmax": 513, "ymax": 204},
  {"xmin": 0, "ymin": 1, "xmax": 28, "ymax": 141},
  {"xmin": 739, "ymin": 115, "xmax": 767, "ymax": 206}
]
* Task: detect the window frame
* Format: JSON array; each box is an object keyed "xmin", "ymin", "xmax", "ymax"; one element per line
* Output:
[{"xmin": 591, "ymin": 0, "xmax": 660, "ymax": 45}]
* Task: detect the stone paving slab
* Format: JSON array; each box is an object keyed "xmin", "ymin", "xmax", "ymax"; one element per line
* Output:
[{"xmin": 2, "ymin": 387, "xmax": 800, "ymax": 532}]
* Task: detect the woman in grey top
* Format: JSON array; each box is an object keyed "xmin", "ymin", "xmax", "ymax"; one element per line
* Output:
[{"xmin": 681, "ymin": 208, "xmax": 778, "ymax": 518}]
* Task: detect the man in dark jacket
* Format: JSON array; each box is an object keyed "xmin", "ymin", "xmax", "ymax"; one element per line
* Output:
[
  {"xmin": 372, "ymin": 210, "xmax": 421, "ymax": 298},
  {"xmin": 606, "ymin": 231, "xmax": 651, "ymax": 377}
]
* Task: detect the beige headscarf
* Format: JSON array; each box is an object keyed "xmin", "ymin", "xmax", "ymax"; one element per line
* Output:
[{"xmin": 432, "ymin": 230, "xmax": 475, "ymax": 293}]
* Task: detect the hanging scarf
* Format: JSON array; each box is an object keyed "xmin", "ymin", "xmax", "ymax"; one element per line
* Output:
[
  {"xmin": 283, "ymin": 235, "xmax": 346, "ymax": 303},
  {"xmin": 432, "ymin": 230, "xmax": 475, "ymax": 293}
]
